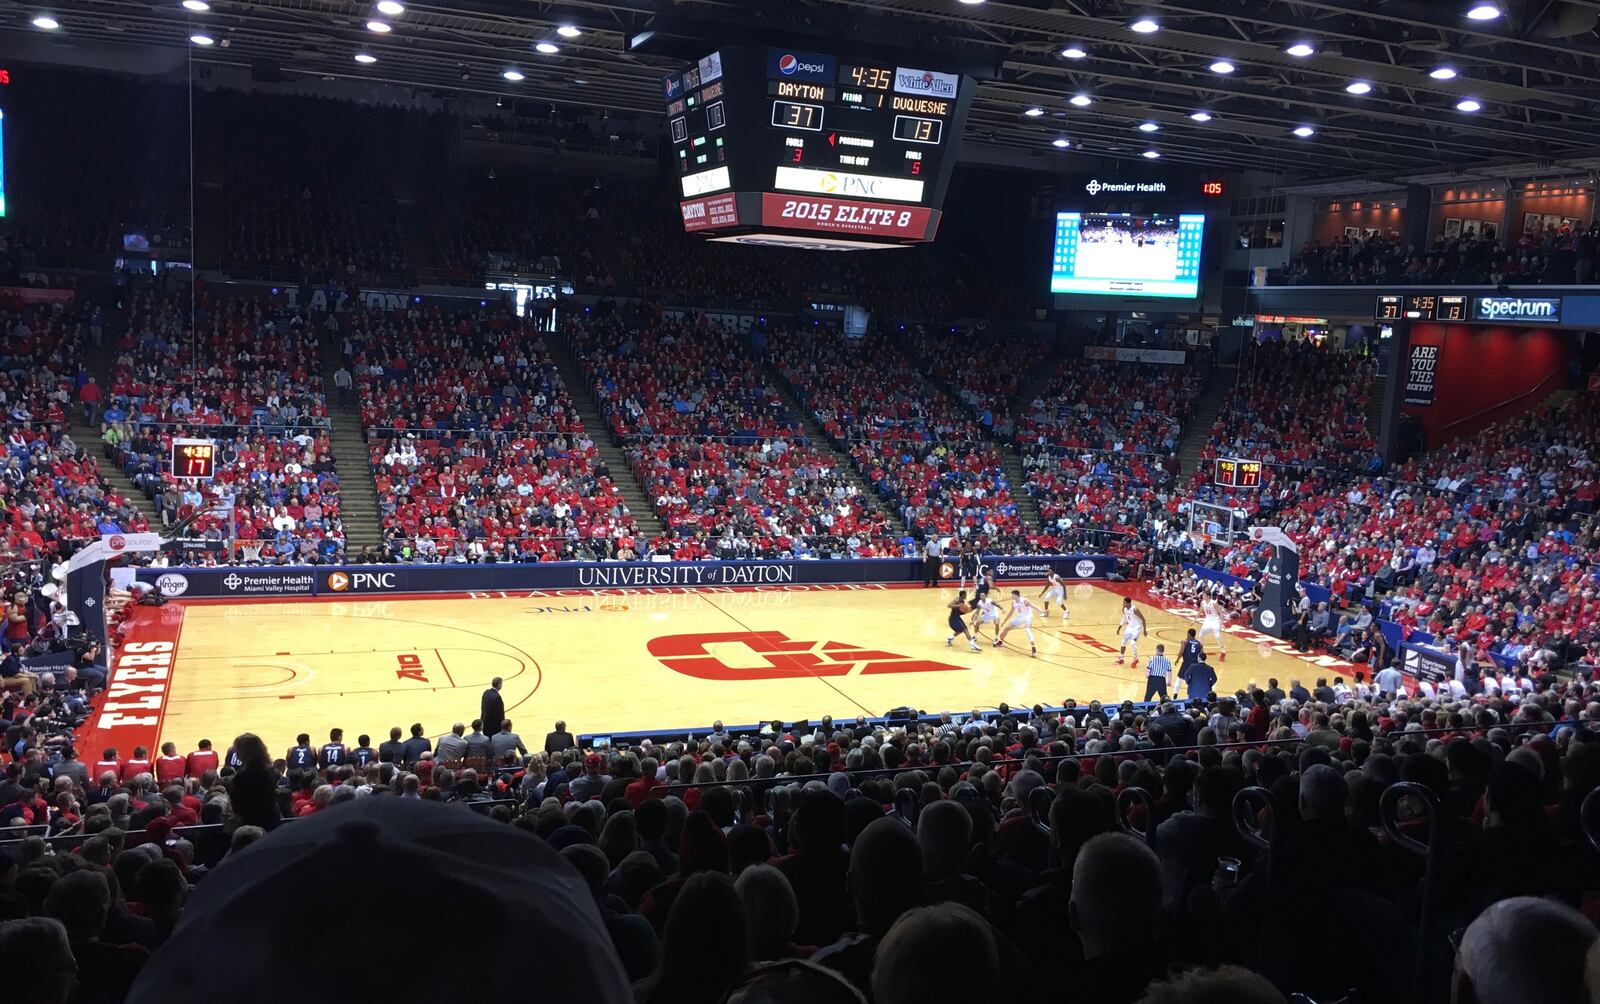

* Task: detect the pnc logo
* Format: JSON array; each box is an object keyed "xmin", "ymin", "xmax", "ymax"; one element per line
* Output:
[
  {"xmin": 327, "ymin": 572, "xmax": 351, "ymax": 592},
  {"xmin": 648, "ymin": 631, "xmax": 966, "ymax": 681}
]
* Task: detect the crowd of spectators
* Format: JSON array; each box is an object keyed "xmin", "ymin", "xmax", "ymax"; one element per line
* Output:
[
  {"xmin": 1191, "ymin": 391, "xmax": 1600, "ymax": 675},
  {"xmin": 1019, "ymin": 353, "xmax": 1201, "ymax": 555},
  {"xmin": 0, "ymin": 300, "xmax": 150, "ymax": 564},
  {"xmin": 1278, "ymin": 220, "xmax": 1599, "ymax": 287},
  {"xmin": 6, "ymin": 674, "xmax": 1600, "ymax": 1003},
  {"xmin": 570, "ymin": 314, "xmax": 898, "ymax": 559},
  {"xmin": 1196, "ymin": 338, "xmax": 1379, "ymax": 475},
  {"xmin": 98, "ymin": 290, "xmax": 343, "ymax": 562},
  {"xmin": 349, "ymin": 303, "xmax": 640, "ymax": 562},
  {"xmin": 771, "ymin": 328, "xmax": 1029, "ymax": 552}
]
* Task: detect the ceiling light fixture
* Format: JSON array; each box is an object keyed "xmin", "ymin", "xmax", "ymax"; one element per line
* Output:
[
  {"xmin": 502, "ymin": 68, "xmax": 525, "ymax": 81},
  {"xmin": 189, "ymin": 33, "xmax": 214, "ymax": 45},
  {"xmin": 365, "ymin": 19, "xmax": 391, "ymax": 32},
  {"xmin": 376, "ymin": 1, "xmax": 405, "ymax": 14},
  {"xmin": 557, "ymin": 24, "xmax": 582, "ymax": 38},
  {"xmin": 1024, "ymin": 107, "xmax": 1045, "ymax": 117},
  {"xmin": 1293, "ymin": 125, "xmax": 1316, "ymax": 137},
  {"xmin": 534, "ymin": 41, "xmax": 560, "ymax": 54},
  {"xmin": 1130, "ymin": 18, "xmax": 1159, "ymax": 33},
  {"xmin": 181, "ymin": 0, "xmax": 210, "ymax": 11},
  {"xmin": 1070, "ymin": 93, "xmax": 1092, "ymax": 107},
  {"xmin": 1138, "ymin": 121, "xmax": 1160, "ymax": 132},
  {"xmin": 1190, "ymin": 111, "xmax": 1213, "ymax": 122},
  {"xmin": 1429, "ymin": 66, "xmax": 1459, "ymax": 80},
  {"xmin": 1142, "ymin": 150, "xmax": 1161, "ymax": 159},
  {"xmin": 1052, "ymin": 138, "xmax": 1071, "ymax": 148},
  {"xmin": 1285, "ymin": 42, "xmax": 1315, "ymax": 57},
  {"xmin": 1456, "ymin": 98, "xmax": 1482, "ymax": 112},
  {"xmin": 1061, "ymin": 45, "xmax": 1087, "ymax": 59},
  {"xmin": 1465, "ymin": 3, "xmax": 1501, "ymax": 20},
  {"xmin": 1345, "ymin": 81, "xmax": 1372, "ymax": 94},
  {"xmin": 31, "ymin": 14, "xmax": 59, "ymax": 29},
  {"xmin": 354, "ymin": 52, "xmax": 377, "ymax": 64},
  {"xmin": 1209, "ymin": 60, "xmax": 1236, "ymax": 74}
]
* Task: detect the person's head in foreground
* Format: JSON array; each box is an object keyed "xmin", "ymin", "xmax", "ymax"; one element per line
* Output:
[
  {"xmin": 124, "ymin": 798, "xmax": 632, "ymax": 1004},
  {"xmin": 1451, "ymin": 896, "xmax": 1596, "ymax": 1004}
]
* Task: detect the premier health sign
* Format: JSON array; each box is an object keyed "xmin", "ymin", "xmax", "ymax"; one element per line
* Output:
[{"xmin": 1472, "ymin": 295, "xmax": 1562, "ymax": 324}]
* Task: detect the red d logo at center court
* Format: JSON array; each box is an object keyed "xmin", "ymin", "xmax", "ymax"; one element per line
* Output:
[{"xmin": 649, "ymin": 630, "xmax": 964, "ymax": 681}]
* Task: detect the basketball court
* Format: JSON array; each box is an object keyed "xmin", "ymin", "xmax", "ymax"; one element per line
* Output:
[{"xmin": 87, "ymin": 582, "xmax": 1352, "ymax": 758}]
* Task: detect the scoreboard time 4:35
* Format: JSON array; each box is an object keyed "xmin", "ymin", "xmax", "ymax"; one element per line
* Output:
[{"xmin": 666, "ymin": 47, "xmax": 974, "ymax": 249}]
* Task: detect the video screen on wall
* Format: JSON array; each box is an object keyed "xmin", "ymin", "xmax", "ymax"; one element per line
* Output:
[{"xmin": 1049, "ymin": 212, "xmax": 1205, "ymax": 298}]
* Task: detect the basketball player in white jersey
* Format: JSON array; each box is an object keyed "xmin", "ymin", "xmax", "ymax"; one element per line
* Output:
[
  {"xmin": 995, "ymin": 589, "xmax": 1042, "ymax": 657},
  {"xmin": 1198, "ymin": 596, "xmax": 1228, "ymax": 660},
  {"xmin": 1117, "ymin": 596, "xmax": 1147, "ymax": 668},
  {"xmin": 972, "ymin": 594, "xmax": 1003, "ymax": 641},
  {"xmin": 1039, "ymin": 571, "xmax": 1068, "ymax": 622}
]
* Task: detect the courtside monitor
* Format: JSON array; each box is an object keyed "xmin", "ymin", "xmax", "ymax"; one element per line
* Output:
[{"xmin": 1050, "ymin": 212, "xmax": 1205, "ymax": 298}]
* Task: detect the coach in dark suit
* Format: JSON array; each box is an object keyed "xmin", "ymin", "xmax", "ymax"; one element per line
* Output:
[
  {"xmin": 481, "ymin": 677, "xmax": 505, "ymax": 736},
  {"xmin": 545, "ymin": 721, "xmax": 576, "ymax": 754}
]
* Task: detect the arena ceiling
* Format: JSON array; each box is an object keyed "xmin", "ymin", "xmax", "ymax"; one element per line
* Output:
[{"xmin": 6, "ymin": 0, "xmax": 1600, "ymax": 181}]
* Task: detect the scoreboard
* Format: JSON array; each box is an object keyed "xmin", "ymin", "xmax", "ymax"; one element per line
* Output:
[
  {"xmin": 1374, "ymin": 293, "xmax": 1468, "ymax": 321},
  {"xmin": 667, "ymin": 47, "xmax": 973, "ymax": 249},
  {"xmin": 1214, "ymin": 457, "xmax": 1263, "ymax": 489},
  {"xmin": 171, "ymin": 438, "xmax": 217, "ymax": 480}
]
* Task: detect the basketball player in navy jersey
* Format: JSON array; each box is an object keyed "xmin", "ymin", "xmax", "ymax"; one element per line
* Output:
[
  {"xmin": 286, "ymin": 734, "xmax": 316, "ymax": 771},
  {"xmin": 958, "ymin": 543, "xmax": 979, "ymax": 590},
  {"xmin": 351, "ymin": 735, "xmax": 377, "ymax": 767},
  {"xmin": 320, "ymin": 728, "xmax": 348, "ymax": 769},
  {"xmin": 1176, "ymin": 627, "xmax": 1207, "ymax": 701},
  {"xmin": 973, "ymin": 565, "xmax": 993, "ymax": 606},
  {"xmin": 945, "ymin": 590, "xmax": 982, "ymax": 652}
]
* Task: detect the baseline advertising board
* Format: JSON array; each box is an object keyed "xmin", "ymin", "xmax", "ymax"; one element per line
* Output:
[{"xmin": 137, "ymin": 555, "xmax": 1119, "ymax": 599}]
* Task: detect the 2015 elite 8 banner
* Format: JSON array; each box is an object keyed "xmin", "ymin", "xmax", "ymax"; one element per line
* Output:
[{"xmin": 761, "ymin": 194, "xmax": 938, "ymax": 239}]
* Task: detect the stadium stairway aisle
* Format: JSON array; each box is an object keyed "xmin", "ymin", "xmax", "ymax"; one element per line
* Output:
[
  {"xmin": 1176, "ymin": 364, "xmax": 1234, "ymax": 476},
  {"xmin": 1365, "ymin": 373, "xmax": 1387, "ymax": 438},
  {"xmin": 760, "ymin": 363, "xmax": 909, "ymax": 538},
  {"xmin": 546, "ymin": 335, "xmax": 665, "ymax": 541},
  {"xmin": 318, "ymin": 335, "xmax": 385, "ymax": 556},
  {"xmin": 73, "ymin": 343, "xmax": 161, "ymax": 530}
]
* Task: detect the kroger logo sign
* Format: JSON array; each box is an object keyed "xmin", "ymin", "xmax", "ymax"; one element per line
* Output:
[
  {"xmin": 155, "ymin": 573, "xmax": 189, "ymax": 597},
  {"xmin": 1472, "ymin": 296, "xmax": 1562, "ymax": 323}
]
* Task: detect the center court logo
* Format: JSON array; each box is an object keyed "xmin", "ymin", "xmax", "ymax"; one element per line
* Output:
[{"xmin": 649, "ymin": 630, "xmax": 964, "ymax": 681}]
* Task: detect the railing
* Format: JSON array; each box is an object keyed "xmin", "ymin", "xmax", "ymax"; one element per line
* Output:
[{"xmin": 1431, "ymin": 366, "xmax": 1567, "ymax": 440}]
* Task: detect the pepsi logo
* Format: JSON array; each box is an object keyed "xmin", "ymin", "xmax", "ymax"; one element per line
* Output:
[{"xmin": 778, "ymin": 53, "xmax": 798, "ymax": 75}]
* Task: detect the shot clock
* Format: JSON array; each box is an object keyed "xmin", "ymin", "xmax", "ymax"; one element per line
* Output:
[
  {"xmin": 1214, "ymin": 457, "xmax": 1263, "ymax": 489},
  {"xmin": 171, "ymin": 438, "xmax": 217, "ymax": 480}
]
